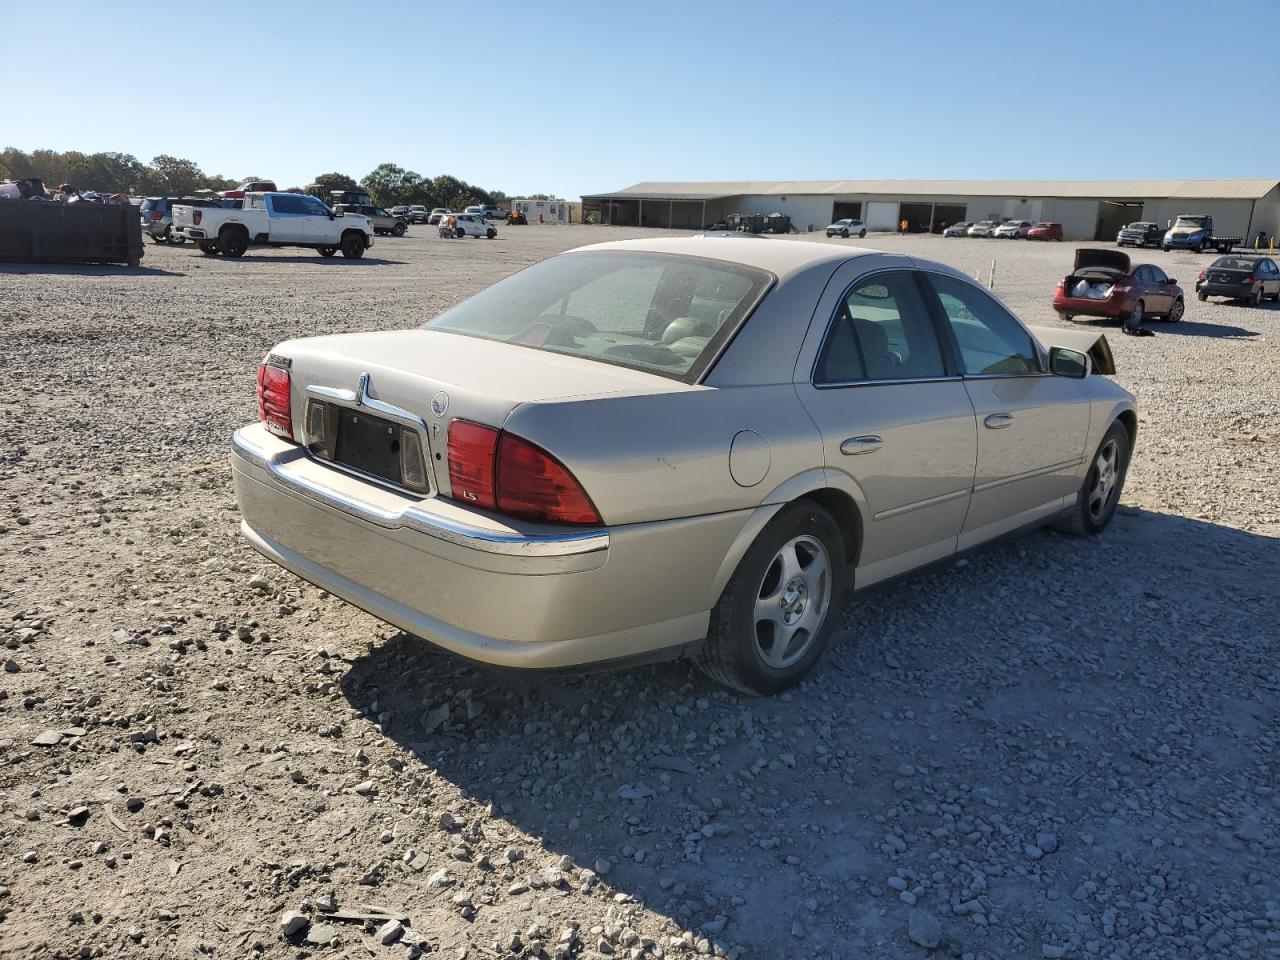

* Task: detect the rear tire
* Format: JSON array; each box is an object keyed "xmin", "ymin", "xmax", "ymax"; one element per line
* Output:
[
  {"xmin": 486, "ymin": 228, "xmax": 496, "ymax": 239},
  {"xmin": 696, "ymin": 501, "xmax": 847, "ymax": 696},
  {"xmin": 1197, "ymin": 291, "xmax": 1208, "ymax": 301},
  {"xmin": 218, "ymin": 228, "xmax": 248, "ymax": 258},
  {"xmin": 317, "ymin": 246, "xmax": 337, "ymax": 257},
  {"xmin": 1053, "ymin": 421, "xmax": 1130, "ymax": 536},
  {"xmin": 340, "ymin": 232, "xmax": 366, "ymax": 258},
  {"xmin": 1166, "ymin": 298, "xmax": 1184, "ymax": 322},
  {"xmin": 1248, "ymin": 287, "xmax": 1261, "ymax": 307},
  {"xmin": 1124, "ymin": 299, "xmax": 1144, "ymax": 333},
  {"xmin": 840, "ymin": 229, "xmax": 849, "ymax": 238},
  {"xmin": 392, "ymin": 222, "xmax": 406, "ymax": 237}
]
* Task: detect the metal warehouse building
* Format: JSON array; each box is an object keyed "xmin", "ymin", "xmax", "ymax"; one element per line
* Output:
[{"xmin": 583, "ymin": 179, "xmax": 1280, "ymax": 242}]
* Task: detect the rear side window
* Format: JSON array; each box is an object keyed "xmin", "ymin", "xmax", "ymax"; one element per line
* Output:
[
  {"xmin": 140, "ymin": 199, "xmax": 156, "ymax": 215},
  {"xmin": 815, "ymin": 271, "xmax": 946, "ymax": 384},
  {"xmin": 423, "ymin": 251, "xmax": 772, "ymax": 382},
  {"xmin": 926, "ymin": 273, "xmax": 1040, "ymax": 376}
]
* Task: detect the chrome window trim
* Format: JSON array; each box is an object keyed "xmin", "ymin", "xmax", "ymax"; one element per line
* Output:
[
  {"xmin": 809, "ymin": 267, "xmax": 952, "ymax": 388},
  {"xmin": 813, "ymin": 375, "xmax": 963, "ymax": 390},
  {"xmin": 232, "ymin": 428, "xmax": 608, "ymax": 558},
  {"xmin": 303, "ymin": 375, "xmax": 436, "ymax": 497}
]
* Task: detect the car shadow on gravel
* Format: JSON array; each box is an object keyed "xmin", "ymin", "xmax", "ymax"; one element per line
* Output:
[
  {"xmin": 191, "ymin": 254, "xmax": 406, "ymax": 266},
  {"xmin": 0, "ymin": 261, "xmax": 183, "ymax": 277},
  {"xmin": 336, "ymin": 507, "xmax": 1278, "ymax": 955},
  {"xmin": 1072, "ymin": 317, "xmax": 1260, "ymax": 338}
]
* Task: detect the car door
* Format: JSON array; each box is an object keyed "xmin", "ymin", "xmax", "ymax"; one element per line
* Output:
[
  {"xmin": 1143, "ymin": 264, "xmax": 1173, "ymax": 313},
  {"xmin": 265, "ymin": 193, "xmax": 309, "ymax": 242},
  {"xmin": 921, "ymin": 271, "xmax": 1092, "ymax": 548},
  {"xmin": 1263, "ymin": 259, "xmax": 1280, "ymax": 297},
  {"xmin": 297, "ymin": 194, "xmax": 337, "ymax": 242},
  {"xmin": 794, "ymin": 263, "xmax": 977, "ymax": 587}
]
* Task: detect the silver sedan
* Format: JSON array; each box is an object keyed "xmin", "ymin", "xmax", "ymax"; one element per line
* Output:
[{"xmin": 231, "ymin": 237, "xmax": 1136, "ymax": 694}]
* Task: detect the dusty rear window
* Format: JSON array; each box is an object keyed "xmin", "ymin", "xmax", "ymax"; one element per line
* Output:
[{"xmin": 422, "ymin": 251, "xmax": 773, "ymax": 381}]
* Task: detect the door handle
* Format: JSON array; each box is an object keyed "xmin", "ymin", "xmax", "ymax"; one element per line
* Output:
[
  {"xmin": 984, "ymin": 413, "xmax": 1014, "ymax": 430},
  {"xmin": 840, "ymin": 435, "xmax": 883, "ymax": 455}
]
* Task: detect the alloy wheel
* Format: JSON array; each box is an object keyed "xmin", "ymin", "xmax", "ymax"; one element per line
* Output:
[
  {"xmin": 753, "ymin": 535, "xmax": 831, "ymax": 669},
  {"xmin": 1088, "ymin": 439, "xmax": 1121, "ymax": 522}
]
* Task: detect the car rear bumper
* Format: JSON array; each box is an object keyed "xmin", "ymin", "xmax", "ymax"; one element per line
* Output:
[
  {"xmin": 175, "ymin": 227, "xmax": 207, "ymax": 240},
  {"xmin": 1196, "ymin": 281, "xmax": 1254, "ymax": 297},
  {"xmin": 1053, "ymin": 295, "xmax": 1129, "ymax": 318},
  {"xmin": 230, "ymin": 423, "xmax": 753, "ymax": 669}
]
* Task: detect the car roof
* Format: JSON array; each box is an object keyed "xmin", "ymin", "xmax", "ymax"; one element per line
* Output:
[{"xmin": 568, "ymin": 236, "xmax": 883, "ymax": 279}]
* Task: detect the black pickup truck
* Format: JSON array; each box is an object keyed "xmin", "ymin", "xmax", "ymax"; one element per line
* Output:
[
  {"xmin": 1116, "ymin": 221, "xmax": 1163, "ymax": 247},
  {"xmin": 1161, "ymin": 214, "xmax": 1241, "ymax": 254}
]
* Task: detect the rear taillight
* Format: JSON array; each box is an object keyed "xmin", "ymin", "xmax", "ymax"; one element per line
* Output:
[
  {"xmin": 1198, "ymin": 270, "xmax": 1206, "ymax": 281},
  {"xmin": 1056, "ymin": 279, "xmax": 1065, "ymax": 290},
  {"xmin": 256, "ymin": 361, "xmax": 293, "ymax": 440},
  {"xmin": 447, "ymin": 420, "xmax": 601, "ymax": 526},
  {"xmin": 149, "ymin": 212, "xmax": 163, "ymax": 221},
  {"xmin": 447, "ymin": 421, "xmax": 499, "ymax": 509},
  {"xmin": 193, "ymin": 209, "xmax": 202, "ymax": 225}
]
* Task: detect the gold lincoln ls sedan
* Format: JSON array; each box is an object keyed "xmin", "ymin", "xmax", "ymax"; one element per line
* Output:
[{"xmin": 231, "ymin": 236, "xmax": 1135, "ymax": 694}]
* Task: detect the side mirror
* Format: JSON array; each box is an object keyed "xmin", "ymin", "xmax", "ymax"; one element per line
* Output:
[
  {"xmin": 1049, "ymin": 345, "xmax": 1089, "ymax": 379},
  {"xmin": 1165, "ymin": 277, "xmax": 1176, "ymax": 285}
]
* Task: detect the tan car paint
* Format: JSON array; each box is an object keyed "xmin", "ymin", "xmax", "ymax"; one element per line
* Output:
[{"xmin": 232, "ymin": 238, "xmax": 1137, "ymax": 671}]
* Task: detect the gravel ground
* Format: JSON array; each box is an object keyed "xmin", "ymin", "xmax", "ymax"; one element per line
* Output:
[{"xmin": 1, "ymin": 226, "xmax": 1277, "ymax": 960}]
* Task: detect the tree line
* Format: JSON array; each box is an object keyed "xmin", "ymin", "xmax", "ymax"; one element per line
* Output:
[
  {"xmin": 2, "ymin": 147, "xmax": 555, "ymax": 209},
  {"xmin": 313, "ymin": 165, "xmax": 555, "ymax": 211}
]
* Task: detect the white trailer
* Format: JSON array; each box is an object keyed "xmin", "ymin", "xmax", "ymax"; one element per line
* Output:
[{"xmin": 513, "ymin": 198, "xmax": 569, "ymax": 224}]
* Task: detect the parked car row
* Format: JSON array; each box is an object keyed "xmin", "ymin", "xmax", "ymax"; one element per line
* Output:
[
  {"xmin": 1052, "ymin": 247, "xmax": 1279, "ymax": 335},
  {"xmin": 943, "ymin": 219, "xmax": 1063, "ymax": 240}
]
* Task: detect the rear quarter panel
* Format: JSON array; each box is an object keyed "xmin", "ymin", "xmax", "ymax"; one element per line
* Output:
[{"xmin": 502, "ymin": 384, "xmax": 825, "ymax": 526}]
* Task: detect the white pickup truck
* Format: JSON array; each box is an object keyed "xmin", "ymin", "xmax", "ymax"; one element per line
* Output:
[{"xmin": 172, "ymin": 192, "xmax": 375, "ymax": 258}]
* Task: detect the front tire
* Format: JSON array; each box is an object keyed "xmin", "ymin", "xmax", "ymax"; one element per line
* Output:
[
  {"xmin": 392, "ymin": 222, "xmax": 407, "ymax": 237},
  {"xmin": 697, "ymin": 502, "xmax": 847, "ymax": 695},
  {"xmin": 199, "ymin": 241, "xmax": 221, "ymax": 256},
  {"xmin": 486, "ymin": 228, "xmax": 496, "ymax": 239},
  {"xmin": 317, "ymin": 246, "xmax": 337, "ymax": 257},
  {"xmin": 1053, "ymin": 422, "xmax": 1130, "ymax": 536},
  {"xmin": 840, "ymin": 229, "xmax": 849, "ymax": 238},
  {"xmin": 340, "ymin": 232, "xmax": 366, "ymax": 258}
]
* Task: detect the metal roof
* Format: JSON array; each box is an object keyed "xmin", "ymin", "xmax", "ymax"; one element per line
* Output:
[{"xmin": 584, "ymin": 178, "xmax": 1280, "ymax": 201}]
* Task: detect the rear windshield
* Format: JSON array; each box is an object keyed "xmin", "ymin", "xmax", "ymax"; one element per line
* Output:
[
  {"xmin": 1211, "ymin": 257, "xmax": 1258, "ymax": 271},
  {"xmin": 422, "ymin": 251, "xmax": 773, "ymax": 381}
]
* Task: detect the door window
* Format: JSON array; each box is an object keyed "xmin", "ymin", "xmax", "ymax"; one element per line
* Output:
[
  {"xmin": 926, "ymin": 273, "xmax": 1041, "ymax": 377},
  {"xmin": 270, "ymin": 194, "xmax": 308, "ymax": 215},
  {"xmin": 1147, "ymin": 265, "xmax": 1167, "ymax": 283},
  {"xmin": 814, "ymin": 271, "xmax": 947, "ymax": 384},
  {"xmin": 300, "ymin": 196, "xmax": 330, "ymax": 217}
]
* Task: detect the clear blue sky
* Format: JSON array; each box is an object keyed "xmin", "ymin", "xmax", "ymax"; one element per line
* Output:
[{"xmin": 3, "ymin": 0, "xmax": 1276, "ymax": 198}]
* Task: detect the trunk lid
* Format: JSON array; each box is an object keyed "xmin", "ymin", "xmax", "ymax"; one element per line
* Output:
[
  {"xmin": 277, "ymin": 329, "xmax": 695, "ymax": 493},
  {"xmin": 1072, "ymin": 248, "xmax": 1130, "ymax": 273}
]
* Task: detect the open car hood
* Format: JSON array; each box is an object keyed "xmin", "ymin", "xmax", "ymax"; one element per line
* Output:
[
  {"xmin": 1073, "ymin": 248, "xmax": 1130, "ymax": 273},
  {"xmin": 1027, "ymin": 325, "xmax": 1116, "ymax": 376}
]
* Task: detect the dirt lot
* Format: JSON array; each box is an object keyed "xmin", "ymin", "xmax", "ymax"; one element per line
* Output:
[{"xmin": 1, "ymin": 226, "xmax": 1277, "ymax": 960}]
